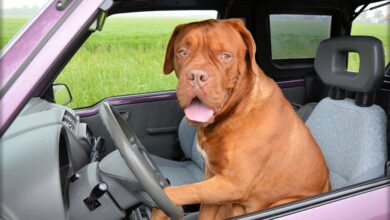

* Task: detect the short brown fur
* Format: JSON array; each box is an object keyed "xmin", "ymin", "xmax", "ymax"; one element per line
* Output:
[{"xmin": 152, "ymin": 19, "xmax": 330, "ymax": 220}]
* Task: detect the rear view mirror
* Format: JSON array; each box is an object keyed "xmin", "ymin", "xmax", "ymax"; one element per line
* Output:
[{"xmin": 53, "ymin": 83, "xmax": 72, "ymax": 106}]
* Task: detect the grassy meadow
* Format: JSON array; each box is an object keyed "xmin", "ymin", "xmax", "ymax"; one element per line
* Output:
[
  {"xmin": 270, "ymin": 19, "xmax": 331, "ymax": 59},
  {"xmin": 1, "ymin": 17, "xmax": 27, "ymax": 47},
  {"xmin": 2, "ymin": 17, "xmax": 389, "ymax": 108},
  {"xmin": 53, "ymin": 17, "xmax": 197, "ymax": 108}
]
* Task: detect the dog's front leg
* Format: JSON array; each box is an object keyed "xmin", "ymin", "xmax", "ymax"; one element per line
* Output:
[
  {"xmin": 150, "ymin": 208, "xmax": 170, "ymax": 220},
  {"xmin": 165, "ymin": 174, "xmax": 245, "ymax": 205},
  {"xmin": 151, "ymin": 174, "xmax": 248, "ymax": 219}
]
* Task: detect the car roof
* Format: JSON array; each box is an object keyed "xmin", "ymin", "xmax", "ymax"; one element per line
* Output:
[{"xmin": 109, "ymin": 0, "xmax": 384, "ymax": 15}]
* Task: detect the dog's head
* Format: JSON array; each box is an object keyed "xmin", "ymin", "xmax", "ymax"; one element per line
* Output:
[{"xmin": 164, "ymin": 19, "xmax": 257, "ymax": 127}]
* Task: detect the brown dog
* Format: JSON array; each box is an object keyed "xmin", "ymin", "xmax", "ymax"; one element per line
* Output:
[{"xmin": 152, "ymin": 19, "xmax": 330, "ymax": 220}]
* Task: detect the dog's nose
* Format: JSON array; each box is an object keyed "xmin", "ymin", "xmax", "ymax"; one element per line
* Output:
[{"xmin": 187, "ymin": 69, "xmax": 209, "ymax": 87}]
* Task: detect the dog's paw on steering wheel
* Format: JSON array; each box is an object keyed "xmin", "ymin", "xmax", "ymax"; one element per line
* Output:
[{"xmin": 151, "ymin": 208, "xmax": 171, "ymax": 220}]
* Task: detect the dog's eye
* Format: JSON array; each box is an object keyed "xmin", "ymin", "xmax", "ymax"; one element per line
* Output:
[
  {"xmin": 177, "ymin": 49, "xmax": 188, "ymax": 57},
  {"xmin": 219, "ymin": 53, "xmax": 232, "ymax": 61}
]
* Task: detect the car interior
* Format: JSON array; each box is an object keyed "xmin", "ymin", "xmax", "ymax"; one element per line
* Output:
[{"xmin": 1, "ymin": 0, "xmax": 389, "ymax": 220}]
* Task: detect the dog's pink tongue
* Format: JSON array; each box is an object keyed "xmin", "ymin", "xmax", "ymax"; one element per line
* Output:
[{"xmin": 184, "ymin": 99, "xmax": 214, "ymax": 123}]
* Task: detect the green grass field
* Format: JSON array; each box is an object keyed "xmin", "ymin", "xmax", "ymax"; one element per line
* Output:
[
  {"xmin": 2, "ymin": 17, "xmax": 389, "ymax": 108},
  {"xmin": 270, "ymin": 19, "xmax": 331, "ymax": 59},
  {"xmin": 54, "ymin": 17, "xmax": 197, "ymax": 108},
  {"xmin": 1, "ymin": 17, "xmax": 28, "ymax": 47}
]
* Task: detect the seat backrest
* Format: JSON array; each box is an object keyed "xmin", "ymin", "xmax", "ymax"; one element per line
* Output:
[
  {"xmin": 310, "ymin": 36, "xmax": 387, "ymax": 189},
  {"xmin": 306, "ymin": 98, "xmax": 387, "ymax": 189},
  {"xmin": 178, "ymin": 117, "xmax": 204, "ymax": 170}
]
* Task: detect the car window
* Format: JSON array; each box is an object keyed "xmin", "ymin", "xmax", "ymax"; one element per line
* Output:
[
  {"xmin": 54, "ymin": 10, "xmax": 217, "ymax": 109},
  {"xmin": 348, "ymin": 1, "xmax": 389, "ymax": 72},
  {"xmin": 1, "ymin": 0, "xmax": 49, "ymax": 49},
  {"xmin": 270, "ymin": 14, "xmax": 332, "ymax": 60}
]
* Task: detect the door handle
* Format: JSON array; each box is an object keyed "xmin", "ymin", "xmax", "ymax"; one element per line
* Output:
[{"xmin": 145, "ymin": 126, "xmax": 178, "ymax": 135}]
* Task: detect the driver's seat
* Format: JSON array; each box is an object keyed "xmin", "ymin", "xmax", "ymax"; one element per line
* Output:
[{"xmin": 150, "ymin": 118, "xmax": 204, "ymax": 186}]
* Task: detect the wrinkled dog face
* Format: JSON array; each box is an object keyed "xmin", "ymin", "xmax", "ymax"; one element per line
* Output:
[{"xmin": 163, "ymin": 19, "xmax": 257, "ymax": 127}]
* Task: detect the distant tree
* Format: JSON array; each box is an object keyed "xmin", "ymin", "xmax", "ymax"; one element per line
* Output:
[
  {"xmin": 386, "ymin": 13, "xmax": 390, "ymax": 21},
  {"xmin": 373, "ymin": 10, "xmax": 384, "ymax": 19},
  {"xmin": 2, "ymin": 5, "xmax": 40, "ymax": 17},
  {"xmin": 356, "ymin": 11, "xmax": 369, "ymax": 22}
]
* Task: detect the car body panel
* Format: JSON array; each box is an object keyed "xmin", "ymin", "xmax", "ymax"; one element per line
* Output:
[
  {"xmin": 76, "ymin": 91, "xmax": 178, "ymax": 117},
  {"xmin": 0, "ymin": 1, "xmax": 60, "ymax": 87},
  {"xmin": 279, "ymin": 186, "xmax": 390, "ymax": 220},
  {"xmin": 0, "ymin": 0, "xmax": 104, "ymax": 134}
]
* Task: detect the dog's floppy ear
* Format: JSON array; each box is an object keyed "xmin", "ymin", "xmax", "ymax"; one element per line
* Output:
[
  {"xmin": 163, "ymin": 24, "xmax": 184, "ymax": 74},
  {"xmin": 226, "ymin": 19, "xmax": 257, "ymax": 74}
]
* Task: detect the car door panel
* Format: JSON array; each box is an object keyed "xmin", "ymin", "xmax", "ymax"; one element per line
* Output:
[
  {"xmin": 281, "ymin": 86, "xmax": 306, "ymax": 106},
  {"xmin": 81, "ymin": 98, "xmax": 184, "ymax": 160},
  {"xmin": 116, "ymin": 99, "xmax": 184, "ymax": 159}
]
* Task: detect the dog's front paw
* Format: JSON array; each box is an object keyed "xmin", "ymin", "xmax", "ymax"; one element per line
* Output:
[{"xmin": 151, "ymin": 208, "xmax": 170, "ymax": 220}]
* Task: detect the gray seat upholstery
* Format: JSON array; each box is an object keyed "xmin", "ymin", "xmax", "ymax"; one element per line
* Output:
[
  {"xmin": 296, "ymin": 102, "xmax": 317, "ymax": 122},
  {"xmin": 306, "ymin": 98, "xmax": 387, "ymax": 189},
  {"xmin": 150, "ymin": 155, "xmax": 204, "ymax": 186},
  {"xmin": 307, "ymin": 36, "xmax": 387, "ymax": 189},
  {"xmin": 150, "ymin": 118, "xmax": 204, "ymax": 186}
]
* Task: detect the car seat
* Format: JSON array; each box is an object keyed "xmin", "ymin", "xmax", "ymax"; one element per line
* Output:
[{"xmin": 306, "ymin": 36, "xmax": 387, "ymax": 189}]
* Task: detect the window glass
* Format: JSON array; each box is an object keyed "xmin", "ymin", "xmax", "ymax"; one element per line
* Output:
[
  {"xmin": 55, "ymin": 11, "xmax": 218, "ymax": 108},
  {"xmin": 349, "ymin": 1, "xmax": 389, "ymax": 72},
  {"xmin": 1, "ymin": 0, "xmax": 49, "ymax": 48},
  {"xmin": 270, "ymin": 14, "xmax": 332, "ymax": 59}
]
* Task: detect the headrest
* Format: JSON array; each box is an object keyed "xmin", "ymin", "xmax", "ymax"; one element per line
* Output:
[{"xmin": 314, "ymin": 36, "xmax": 384, "ymax": 106}]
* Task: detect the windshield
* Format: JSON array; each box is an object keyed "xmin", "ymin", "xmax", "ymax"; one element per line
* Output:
[{"xmin": 1, "ymin": 0, "xmax": 50, "ymax": 49}]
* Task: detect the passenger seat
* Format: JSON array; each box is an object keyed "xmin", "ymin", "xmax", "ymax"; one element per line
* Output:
[{"xmin": 307, "ymin": 36, "xmax": 387, "ymax": 189}]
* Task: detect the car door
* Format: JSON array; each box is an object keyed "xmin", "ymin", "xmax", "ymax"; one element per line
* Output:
[{"xmin": 237, "ymin": 179, "xmax": 390, "ymax": 219}]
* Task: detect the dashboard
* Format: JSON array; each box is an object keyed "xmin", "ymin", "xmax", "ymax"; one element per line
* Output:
[
  {"xmin": 0, "ymin": 98, "xmax": 93, "ymax": 220},
  {"xmin": 0, "ymin": 98, "xmax": 151, "ymax": 220}
]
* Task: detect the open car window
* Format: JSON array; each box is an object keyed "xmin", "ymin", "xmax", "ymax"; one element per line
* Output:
[
  {"xmin": 54, "ymin": 10, "xmax": 217, "ymax": 109},
  {"xmin": 270, "ymin": 14, "xmax": 332, "ymax": 60},
  {"xmin": 348, "ymin": 1, "xmax": 389, "ymax": 72}
]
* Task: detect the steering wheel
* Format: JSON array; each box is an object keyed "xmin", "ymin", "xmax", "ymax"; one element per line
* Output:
[{"xmin": 99, "ymin": 102, "xmax": 183, "ymax": 220}]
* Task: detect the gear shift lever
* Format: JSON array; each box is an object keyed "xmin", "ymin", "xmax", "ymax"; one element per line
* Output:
[{"xmin": 84, "ymin": 182, "xmax": 108, "ymax": 211}]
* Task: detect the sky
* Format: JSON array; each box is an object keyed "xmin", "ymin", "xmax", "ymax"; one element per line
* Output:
[
  {"xmin": 2, "ymin": 0, "xmax": 49, "ymax": 9},
  {"xmin": 1, "ymin": 0, "xmax": 217, "ymax": 17},
  {"xmin": 1, "ymin": 0, "xmax": 388, "ymax": 17}
]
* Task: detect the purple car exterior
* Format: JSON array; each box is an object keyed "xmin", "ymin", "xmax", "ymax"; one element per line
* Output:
[
  {"xmin": 279, "ymin": 187, "xmax": 390, "ymax": 220},
  {"xmin": 0, "ymin": 1, "xmax": 389, "ymax": 219},
  {"xmin": 0, "ymin": 0, "xmax": 104, "ymax": 133}
]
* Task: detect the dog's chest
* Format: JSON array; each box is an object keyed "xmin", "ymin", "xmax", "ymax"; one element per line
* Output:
[
  {"xmin": 196, "ymin": 143, "xmax": 209, "ymax": 163},
  {"xmin": 196, "ymin": 135, "xmax": 228, "ymax": 173}
]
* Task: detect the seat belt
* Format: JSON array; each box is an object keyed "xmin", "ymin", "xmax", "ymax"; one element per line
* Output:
[
  {"xmin": 386, "ymin": 92, "xmax": 390, "ymax": 176},
  {"xmin": 382, "ymin": 63, "xmax": 390, "ymax": 175}
]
